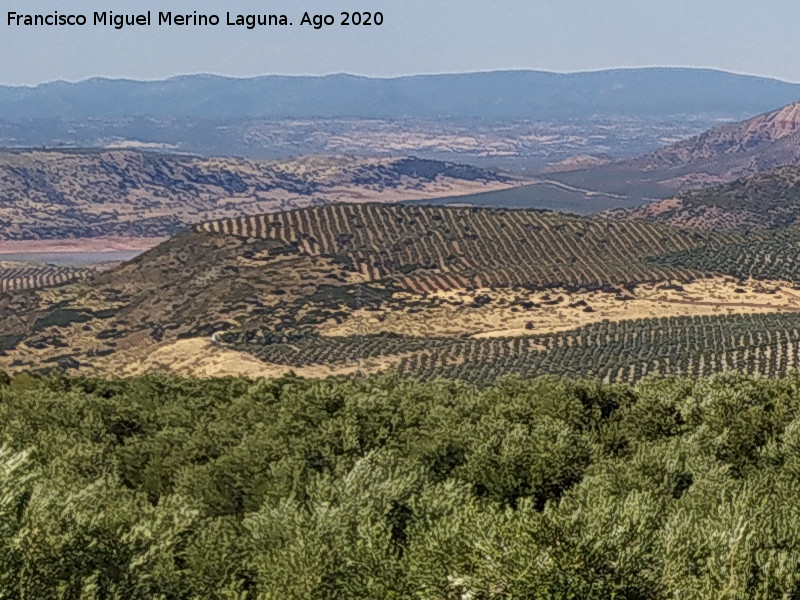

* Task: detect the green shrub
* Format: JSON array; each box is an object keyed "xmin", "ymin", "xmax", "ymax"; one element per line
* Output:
[{"xmin": 1, "ymin": 371, "xmax": 800, "ymax": 597}]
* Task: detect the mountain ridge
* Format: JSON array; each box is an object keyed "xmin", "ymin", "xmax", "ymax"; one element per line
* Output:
[{"xmin": 2, "ymin": 68, "xmax": 799, "ymax": 120}]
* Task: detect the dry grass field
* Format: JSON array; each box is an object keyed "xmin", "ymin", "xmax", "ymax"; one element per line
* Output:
[{"xmin": 316, "ymin": 278, "xmax": 800, "ymax": 338}]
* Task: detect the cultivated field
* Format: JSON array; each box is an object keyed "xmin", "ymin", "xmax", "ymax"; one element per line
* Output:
[
  {"xmin": 197, "ymin": 204, "xmax": 712, "ymax": 292},
  {"xmin": 7, "ymin": 203, "xmax": 800, "ymax": 382},
  {"xmin": 219, "ymin": 312, "xmax": 800, "ymax": 384},
  {"xmin": 0, "ymin": 261, "xmax": 99, "ymax": 293}
]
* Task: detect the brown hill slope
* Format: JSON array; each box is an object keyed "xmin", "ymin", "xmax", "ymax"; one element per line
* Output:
[
  {"xmin": 633, "ymin": 101, "xmax": 800, "ymax": 172},
  {"xmin": 0, "ymin": 150, "xmax": 516, "ymax": 242},
  {"xmin": 551, "ymin": 100, "xmax": 800, "ymax": 199},
  {"xmin": 0, "ymin": 203, "xmax": 716, "ymax": 373},
  {"xmin": 609, "ymin": 164, "xmax": 800, "ymax": 230}
]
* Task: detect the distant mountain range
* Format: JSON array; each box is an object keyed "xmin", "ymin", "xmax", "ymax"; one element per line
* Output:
[
  {"xmin": 2, "ymin": 68, "xmax": 799, "ymax": 120},
  {"xmin": 2, "ymin": 68, "xmax": 798, "ymax": 166}
]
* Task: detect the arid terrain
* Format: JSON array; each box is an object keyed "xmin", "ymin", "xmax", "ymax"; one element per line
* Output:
[
  {"xmin": 539, "ymin": 100, "xmax": 800, "ymax": 204},
  {"xmin": 5, "ymin": 203, "xmax": 800, "ymax": 384},
  {"xmin": 316, "ymin": 278, "xmax": 800, "ymax": 338},
  {"xmin": 0, "ymin": 150, "xmax": 517, "ymax": 247}
]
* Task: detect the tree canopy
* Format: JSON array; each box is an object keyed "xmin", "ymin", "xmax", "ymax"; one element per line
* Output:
[{"xmin": 3, "ymin": 370, "xmax": 800, "ymax": 598}]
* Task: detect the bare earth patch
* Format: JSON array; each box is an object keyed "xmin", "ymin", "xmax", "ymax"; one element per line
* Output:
[
  {"xmin": 127, "ymin": 339, "xmax": 421, "ymax": 379},
  {"xmin": 317, "ymin": 277, "xmax": 800, "ymax": 339}
]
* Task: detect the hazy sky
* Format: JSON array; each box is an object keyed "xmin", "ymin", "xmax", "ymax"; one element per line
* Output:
[{"xmin": 2, "ymin": 0, "xmax": 800, "ymax": 85}]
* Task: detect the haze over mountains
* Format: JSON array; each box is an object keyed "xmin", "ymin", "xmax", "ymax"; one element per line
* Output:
[
  {"xmin": 4, "ymin": 68, "xmax": 799, "ymax": 120},
  {"xmin": 2, "ymin": 68, "xmax": 800, "ymax": 167},
  {"xmin": 414, "ymin": 99, "xmax": 800, "ymax": 214},
  {"xmin": 541, "ymin": 98, "xmax": 800, "ymax": 204}
]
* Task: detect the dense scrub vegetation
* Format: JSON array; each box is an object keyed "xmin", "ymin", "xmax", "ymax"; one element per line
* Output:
[{"xmin": 5, "ymin": 371, "xmax": 800, "ymax": 597}]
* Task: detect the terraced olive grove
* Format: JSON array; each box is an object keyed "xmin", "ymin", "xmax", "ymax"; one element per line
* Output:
[
  {"xmin": 0, "ymin": 261, "xmax": 98, "ymax": 293},
  {"xmin": 6, "ymin": 203, "xmax": 800, "ymax": 382},
  {"xmin": 219, "ymin": 313, "xmax": 800, "ymax": 385},
  {"xmin": 197, "ymin": 204, "xmax": 712, "ymax": 292}
]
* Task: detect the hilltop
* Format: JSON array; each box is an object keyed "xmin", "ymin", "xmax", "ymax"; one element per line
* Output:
[
  {"xmin": 6, "ymin": 203, "xmax": 800, "ymax": 382},
  {"xmin": 0, "ymin": 150, "xmax": 514, "ymax": 244}
]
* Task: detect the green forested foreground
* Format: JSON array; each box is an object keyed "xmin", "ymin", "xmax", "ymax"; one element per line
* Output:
[{"xmin": 6, "ymin": 371, "xmax": 800, "ymax": 598}]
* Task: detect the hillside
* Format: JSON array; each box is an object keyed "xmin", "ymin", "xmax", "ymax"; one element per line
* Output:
[
  {"xmin": 624, "ymin": 101, "xmax": 800, "ymax": 186},
  {"xmin": 0, "ymin": 150, "xmax": 514, "ymax": 243},
  {"xmin": 551, "ymin": 100, "xmax": 800, "ymax": 201},
  {"xmin": 609, "ymin": 164, "xmax": 800, "ymax": 230},
  {"xmin": 7, "ymin": 203, "xmax": 800, "ymax": 381}
]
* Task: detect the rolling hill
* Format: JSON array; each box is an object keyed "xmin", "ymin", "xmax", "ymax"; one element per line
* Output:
[
  {"xmin": 0, "ymin": 150, "xmax": 514, "ymax": 244},
  {"xmin": 6, "ymin": 203, "xmax": 800, "ymax": 382}
]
